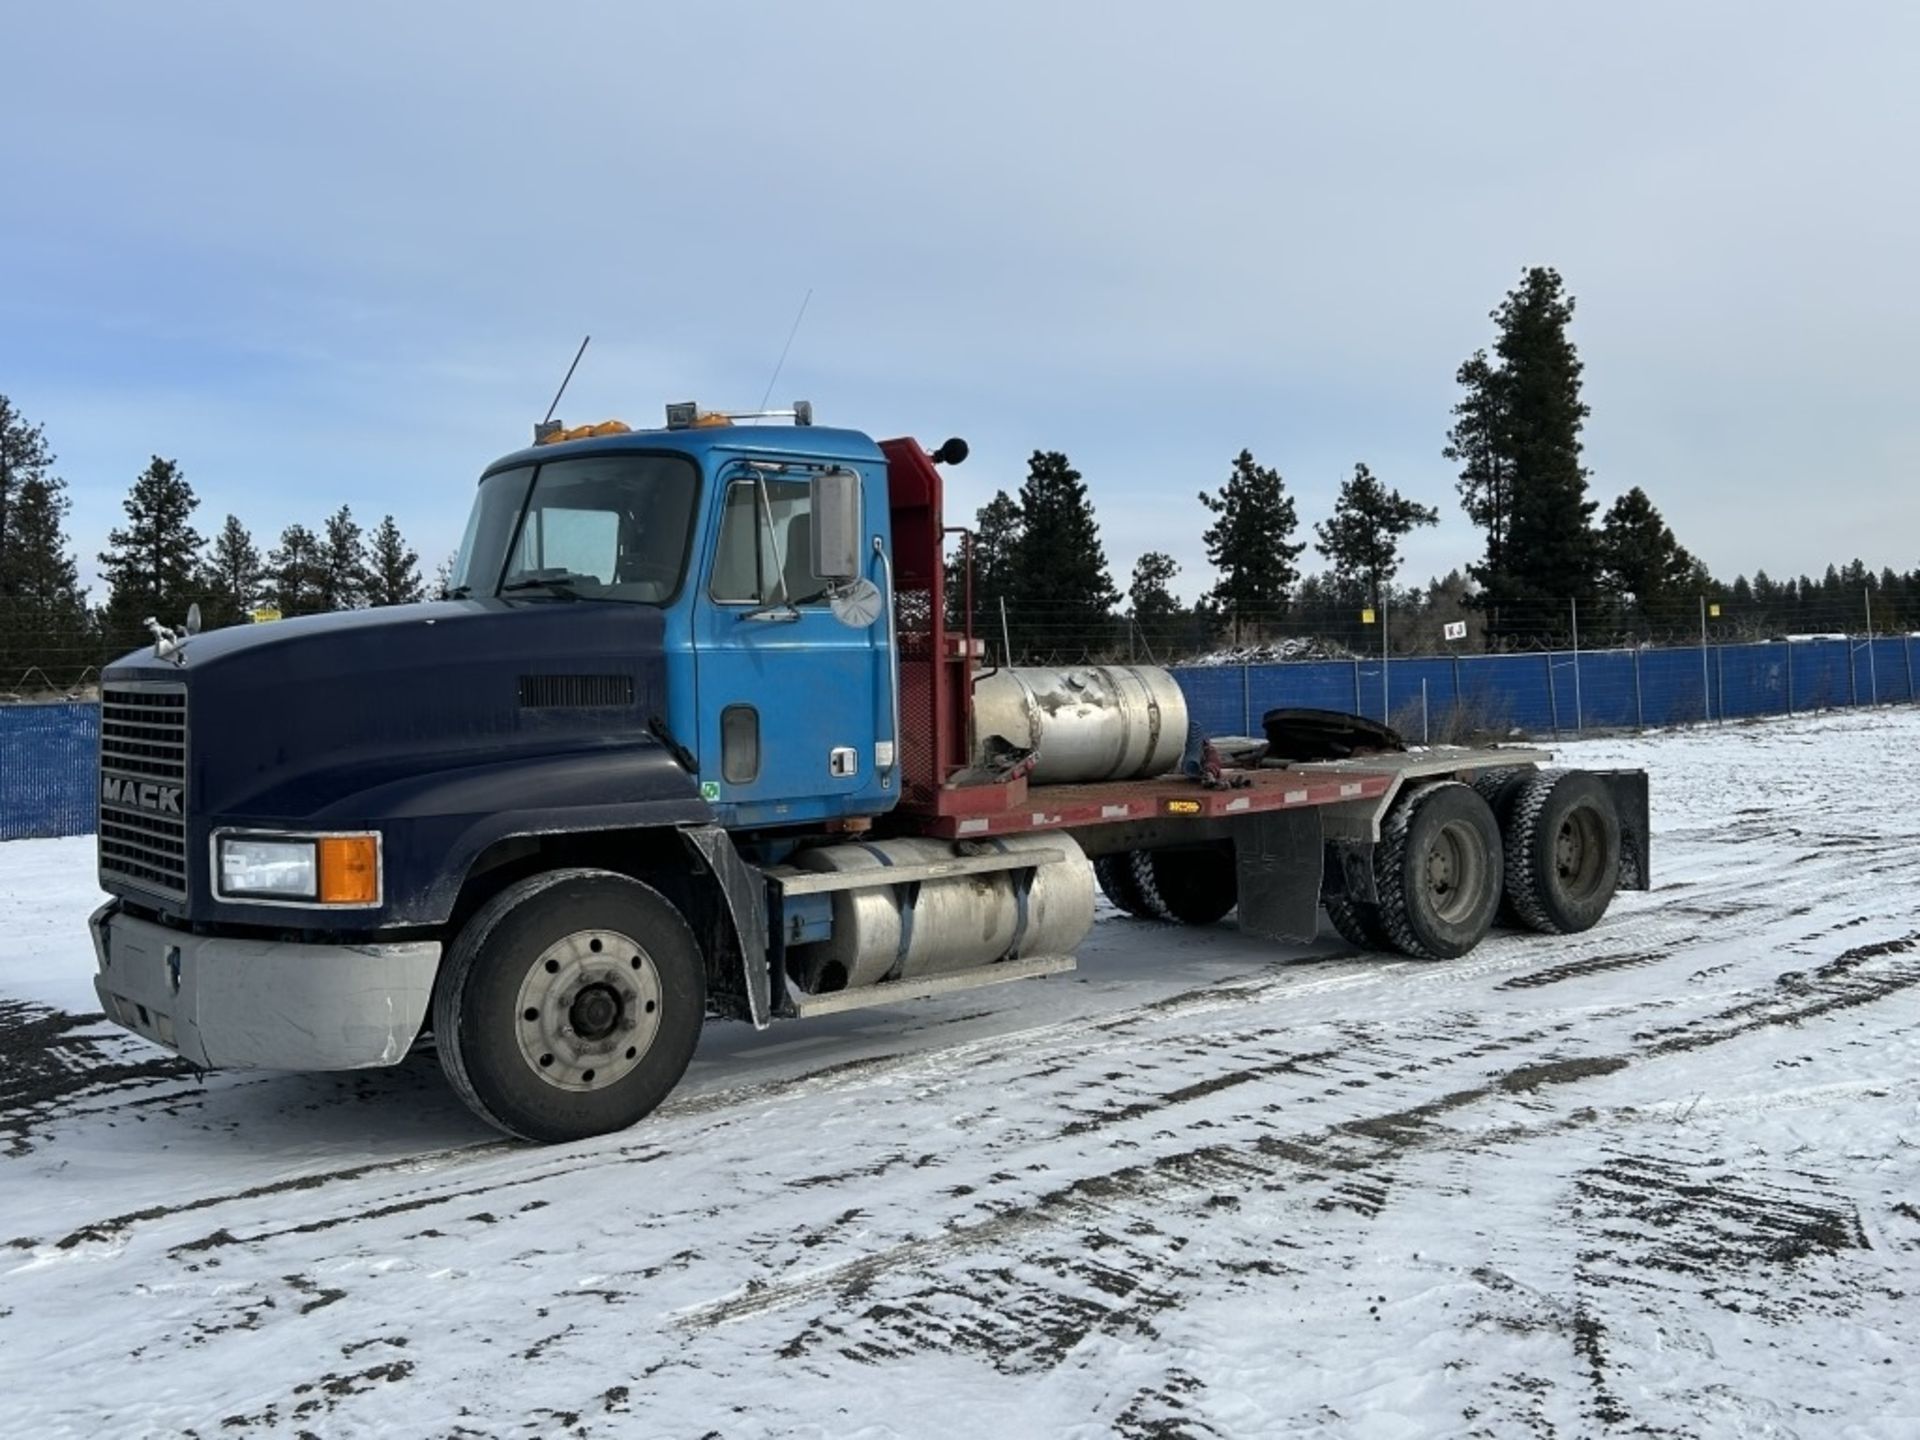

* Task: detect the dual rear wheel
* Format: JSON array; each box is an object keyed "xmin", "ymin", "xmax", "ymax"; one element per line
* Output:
[
  {"xmin": 1095, "ymin": 844, "xmax": 1238, "ymax": 926},
  {"xmin": 1326, "ymin": 768, "xmax": 1622, "ymax": 960}
]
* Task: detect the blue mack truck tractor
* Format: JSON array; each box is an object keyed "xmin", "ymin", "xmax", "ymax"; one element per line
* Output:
[{"xmin": 88, "ymin": 403, "xmax": 1648, "ymax": 1143}]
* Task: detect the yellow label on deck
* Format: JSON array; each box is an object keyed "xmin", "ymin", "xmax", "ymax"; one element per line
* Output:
[{"xmin": 1165, "ymin": 799, "xmax": 1202, "ymax": 815}]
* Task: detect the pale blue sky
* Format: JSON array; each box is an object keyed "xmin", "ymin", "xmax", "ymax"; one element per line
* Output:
[{"xmin": 3, "ymin": 1, "xmax": 1915, "ymax": 604}]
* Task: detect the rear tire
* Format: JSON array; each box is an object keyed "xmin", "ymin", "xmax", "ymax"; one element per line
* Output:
[
  {"xmin": 1373, "ymin": 782, "xmax": 1503, "ymax": 960},
  {"xmin": 1503, "ymin": 770, "xmax": 1621, "ymax": 935},
  {"xmin": 1095, "ymin": 853, "xmax": 1157, "ymax": 919},
  {"xmin": 1323, "ymin": 894, "xmax": 1392, "ymax": 950},
  {"xmin": 1130, "ymin": 845, "xmax": 1239, "ymax": 926},
  {"xmin": 433, "ymin": 869, "xmax": 705, "ymax": 1143},
  {"xmin": 1471, "ymin": 766, "xmax": 1533, "ymax": 827},
  {"xmin": 1471, "ymin": 766, "xmax": 1535, "ymax": 925}
]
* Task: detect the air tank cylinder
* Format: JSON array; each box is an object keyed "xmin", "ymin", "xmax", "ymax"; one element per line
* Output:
[
  {"xmin": 971, "ymin": 665, "xmax": 1188, "ymax": 785},
  {"xmin": 787, "ymin": 833, "xmax": 1096, "ymax": 995}
]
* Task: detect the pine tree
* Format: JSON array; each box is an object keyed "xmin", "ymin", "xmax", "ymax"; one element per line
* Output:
[
  {"xmin": 1197, "ymin": 449, "xmax": 1305, "ymax": 643},
  {"xmin": 1444, "ymin": 351, "xmax": 1511, "ymax": 587},
  {"xmin": 4, "ymin": 477, "xmax": 92, "ymax": 679},
  {"xmin": 268, "ymin": 523, "xmax": 325, "ymax": 616},
  {"xmin": 0, "ymin": 396, "xmax": 91, "ymax": 679},
  {"xmin": 1005, "ymin": 452, "xmax": 1117, "ymax": 659},
  {"xmin": 1447, "ymin": 267, "xmax": 1599, "ymax": 643},
  {"xmin": 1313, "ymin": 463, "xmax": 1440, "ymax": 609},
  {"xmin": 98, "ymin": 456, "xmax": 205, "ymax": 657},
  {"xmin": 0, "ymin": 395, "xmax": 55, "ymax": 574},
  {"xmin": 964, "ymin": 490, "xmax": 1025, "ymax": 652},
  {"xmin": 202, "ymin": 515, "xmax": 263, "ymax": 627},
  {"xmin": 1126, "ymin": 551, "xmax": 1183, "ymax": 659},
  {"xmin": 1597, "ymin": 487, "xmax": 1696, "ymax": 624},
  {"xmin": 317, "ymin": 505, "xmax": 368, "ymax": 611},
  {"xmin": 432, "ymin": 551, "xmax": 458, "ymax": 601},
  {"xmin": 365, "ymin": 515, "xmax": 424, "ymax": 606}
]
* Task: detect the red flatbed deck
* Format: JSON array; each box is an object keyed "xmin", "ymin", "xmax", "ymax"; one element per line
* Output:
[{"xmin": 917, "ymin": 765, "xmax": 1396, "ymax": 839}]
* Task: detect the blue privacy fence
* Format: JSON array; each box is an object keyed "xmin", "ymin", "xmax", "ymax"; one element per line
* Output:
[
  {"xmin": 0, "ymin": 702, "xmax": 100, "ymax": 841},
  {"xmin": 2, "ymin": 636, "xmax": 1916, "ymax": 840},
  {"xmin": 1171, "ymin": 635, "xmax": 1920, "ymax": 739}
]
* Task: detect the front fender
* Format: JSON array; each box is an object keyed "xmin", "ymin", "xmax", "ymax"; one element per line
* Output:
[{"xmin": 200, "ymin": 744, "xmax": 713, "ymax": 929}]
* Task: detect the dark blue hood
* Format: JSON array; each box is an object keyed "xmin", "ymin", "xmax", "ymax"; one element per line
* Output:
[
  {"xmin": 104, "ymin": 598, "xmax": 680, "ymax": 824},
  {"xmin": 95, "ymin": 602, "xmax": 714, "ymax": 940},
  {"xmin": 100, "ymin": 598, "xmax": 714, "ymax": 929}
]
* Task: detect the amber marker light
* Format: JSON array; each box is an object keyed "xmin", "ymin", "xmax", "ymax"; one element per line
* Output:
[{"xmin": 317, "ymin": 835, "xmax": 380, "ymax": 905}]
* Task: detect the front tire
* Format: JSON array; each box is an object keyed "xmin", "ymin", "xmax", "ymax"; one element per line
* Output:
[
  {"xmin": 434, "ymin": 869, "xmax": 705, "ymax": 1143},
  {"xmin": 1374, "ymin": 782, "xmax": 1503, "ymax": 960}
]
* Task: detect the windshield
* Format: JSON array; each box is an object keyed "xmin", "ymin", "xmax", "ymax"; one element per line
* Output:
[{"xmin": 450, "ymin": 452, "xmax": 699, "ymax": 603}]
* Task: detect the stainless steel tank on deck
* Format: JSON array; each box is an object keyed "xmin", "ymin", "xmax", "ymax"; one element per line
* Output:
[{"xmin": 971, "ymin": 665, "xmax": 1188, "ymax": 785}]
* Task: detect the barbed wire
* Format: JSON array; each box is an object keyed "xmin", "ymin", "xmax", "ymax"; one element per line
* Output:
[
  {"xmin": 953, "ymin": 591, "xmax": 1916, "ymax": 668},
  {"xmin": 0, "ymin": 591, "xmax": 1913, "ymax": 696}
]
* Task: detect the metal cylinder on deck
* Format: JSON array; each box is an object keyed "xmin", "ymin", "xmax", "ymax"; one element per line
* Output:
[
  {"xmin": 787, "ymin": 833, "xmax": 1096, "ymax": 995},
  {"xmin": 971, "ymin": 665, "xmax": 1188, "ymax": 785}
]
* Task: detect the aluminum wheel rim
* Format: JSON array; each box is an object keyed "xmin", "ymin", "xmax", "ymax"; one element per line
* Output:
[
  {"xmin": 1425, "ymin": 820, "xmax": 1486, "ymax": 925},
  {"xmin": 514, "ymin": 928, "xmax": 662, "ymax": 1092}
]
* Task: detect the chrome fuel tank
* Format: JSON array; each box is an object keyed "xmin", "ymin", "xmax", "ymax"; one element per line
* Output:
[
  {"xmin": 971, "ymin": 665, "xmax": 1187, "ymax": 784},
  {"xmin": 787, "ymin": 833, "xmax": 1096, "ymax": 994}
]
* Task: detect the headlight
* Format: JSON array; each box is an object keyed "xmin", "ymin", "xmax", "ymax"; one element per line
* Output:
[
  {"xmin": 219, "ymin": 837, "xmax": 316, "ymax": 899},
  {"xmin": 214, "ymin": 832, "xmax": 380, "ymax": 905}
]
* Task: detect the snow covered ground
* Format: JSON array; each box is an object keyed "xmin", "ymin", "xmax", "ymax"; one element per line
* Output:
[{"xmin": 3, "ymin": 709, "xmax": 1919, "ymax": 1439}]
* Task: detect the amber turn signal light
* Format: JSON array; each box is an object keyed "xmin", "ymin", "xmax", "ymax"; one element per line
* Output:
[{"xmin": 317, "ymin": 835, "xmax": 379, "ymax": 905}]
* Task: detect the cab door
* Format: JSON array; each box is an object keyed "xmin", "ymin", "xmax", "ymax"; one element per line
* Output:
[{"xmin": 691, "ymin": 461, "xmax": 890, "ymax": 827}]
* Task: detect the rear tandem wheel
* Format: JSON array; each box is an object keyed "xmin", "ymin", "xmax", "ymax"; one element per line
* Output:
[
  {"xmin": 1097, "ymin": 847, "xmax": 1239, "ymax": 926},
  {"xmin": 1372, "ymin": 781, "xmax": 1505, "ymax": 960},
  {"xmin": 1501, "ymin": 769, "xmax": 1623, "ymax": 935},
  {"xmin": 1323, "ymin": 892, "xmax": 1393, "ymax": 951}
]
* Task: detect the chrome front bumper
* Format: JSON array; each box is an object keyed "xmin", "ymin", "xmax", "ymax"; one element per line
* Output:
[{"xmin": 89, "ymin": 902, "xmax": 441, "ymax": 1071}]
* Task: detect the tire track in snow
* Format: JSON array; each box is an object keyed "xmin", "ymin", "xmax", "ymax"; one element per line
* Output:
[{"xmin": 673, "ymin": 934, "xmax": 1920, "ymax": 1344}]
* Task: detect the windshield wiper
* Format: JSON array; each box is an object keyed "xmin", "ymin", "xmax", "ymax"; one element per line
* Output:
[
  {"xmin": 445, "ymin": 584, "xmax": 472, "ymax": 599},
  {"xmin": 500, "ymin": 575, "xmax": 585, "ymax": 601}
]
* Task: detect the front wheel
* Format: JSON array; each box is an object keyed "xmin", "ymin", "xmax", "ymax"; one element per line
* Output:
[{"xmin": 434, "ymin": 869, "xmax": 705, "ymax": 1143}]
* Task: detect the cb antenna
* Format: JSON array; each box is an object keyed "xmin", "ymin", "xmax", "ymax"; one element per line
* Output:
[
  {"xmin": 758, "ymin": 289, "xmax": 813, "ymax": 412},
  {"xmin": 542, "ymin": 334, "xmax": 592, "ymax": 426}
]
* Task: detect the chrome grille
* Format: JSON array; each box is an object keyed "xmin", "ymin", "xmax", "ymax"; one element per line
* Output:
[{"xmin": 99, "ymin": 684, "xmax": 188, "ymax": 900}]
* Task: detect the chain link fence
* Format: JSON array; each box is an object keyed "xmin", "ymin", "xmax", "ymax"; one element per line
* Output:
[
  {"xmin": 0, "ymin": 701, "xmax": 100, "ymax": 840},
  {"xmin": 3, "ymin": 625, "xmax": 1914, "ymax": 841},
  {"xmin": 1171, "ymin": 634, "xmax": 1916, "ymax": 743}
]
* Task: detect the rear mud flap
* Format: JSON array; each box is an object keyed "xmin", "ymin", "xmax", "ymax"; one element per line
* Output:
[
  {"xmin": 1233, "ymin": 808, "xmax": 1325, "ymax": 943},
  {"xmin": 1596, "ymin": 770, "xmax": 1652, "ymax": 891}
]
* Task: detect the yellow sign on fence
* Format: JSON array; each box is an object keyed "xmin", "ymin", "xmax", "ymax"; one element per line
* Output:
[{"xmin": 1360, "ymin": 608, "xmax": 1376, "ymax": 625}]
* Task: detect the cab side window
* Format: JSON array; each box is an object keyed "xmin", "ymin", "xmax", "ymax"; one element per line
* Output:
[{"xmin": 709, "ymin": 478, "xmax": 828, "ymax": 604}]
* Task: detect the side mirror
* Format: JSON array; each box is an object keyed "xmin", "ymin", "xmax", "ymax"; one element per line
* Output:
[{"xmin": 809, "ymin": 469, "xmax": 862, "ymax": 581}]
